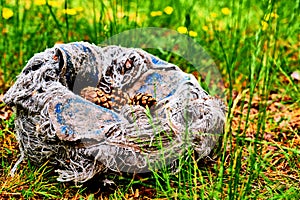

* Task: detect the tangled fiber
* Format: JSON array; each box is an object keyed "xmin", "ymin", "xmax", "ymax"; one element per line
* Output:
[{"xmin": 3, "ymin": 42, "xmax": 225, "ymax": 183}]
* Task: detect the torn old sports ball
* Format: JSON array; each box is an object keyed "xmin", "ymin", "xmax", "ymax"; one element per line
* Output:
[{"xmin": 3, "ymin": 42, "xmax": 225, "ymax": 183}]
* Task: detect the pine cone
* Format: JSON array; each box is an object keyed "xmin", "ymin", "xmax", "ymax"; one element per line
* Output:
[
  {"xmin": 110, "ymin": 88, "xmax": 130, "ymax": 110},
  {"xmin": 81, "ymin": 87, "xmax": 157, "ymax": 110},
  {"xmin": 128, "ymin": 93, "xmax": 157, "ymax": 108},
  {"xmin": 81, "ymin": 87, "xmax": 132, "ymax": 111},
  {"xmin": 80, "ymin": 86, "xmax": 113, "ymax": 109}
]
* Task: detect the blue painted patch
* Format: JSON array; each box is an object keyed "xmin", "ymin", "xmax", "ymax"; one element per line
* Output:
[
  {"xmin": 151, "ymin": 56, "xmax": 167, "ymax": 65},
  {"xmin": 174, "ymin": 75, "xmax": 191, "ymax": 87},
  {"xmin": 55, "ymin": 103, "xmax": 65, "ymax": 125},
  {"xmin": 61, "ymin": 125, "xmax": 67, "ymax": 134},
  {"xmin": 184, "ymin": 75, "xmax": 190, "ymax": 81},
  {"xmin": 54, "ymin": 96, "xmax": 122, "ymax": 137},
  {"xmin": 145, "ymin": 72, "xmax": 163, "ymax": 84},
  {"xmin": 166, "ymin": 89, "xmax": 176, "ymax": 98},
  {"xmin": 74, "ymin": 43, "xmax": 92, "ymax": 54},
  {"xmin": 68, "ymin": 128, "xmax": 74, "ymax": 135},
  {"xmin": 68, "ymin": 97, "xmax": 122, "ymax": 123},
  {"xmin": 56, "ymin": 115, "xmax": 64, "ymax": 125},
  {"xmin": 94, "ymin": 129, "xmax": 104, "ymax": 135},
  {"xmin": 73, "ymin": 43, "xmax": 96, "ymax": 63},
  {"xmin": 55, "ymin": 103, "xmax": 62, "ymax": 114},
  {"xmin": 54, "ymin": 99, "xmax": 73, "ymax": 125},
  {"xmin": 60, "ymin": 125, "xmax": 74, "ymax": 135},
  {"xmin": 104, "ymin": 119, "xmax": 113, "ymax": 123},
  {"xmin": 67, "ymin": 111, "xmax": 73, "ymax": 117}
]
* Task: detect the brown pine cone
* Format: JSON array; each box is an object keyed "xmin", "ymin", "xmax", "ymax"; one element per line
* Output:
[
  {"xmin": 128, "ymin": 93, "xmax": 157, "ymax": 109},
  {"xmin": 81, "ymin": 87, "xmax": 157, "ymax": 110},
  {"xmin": 80, "ymin": 87, "xmax": 130, "ymax": 110},
  {"xmin": 111, "ymin": 89, "xmax": 130, "ymax": 109},
  {"xmin": 80, "ymin": 86, "xmax": 113, "ymax": 109}
]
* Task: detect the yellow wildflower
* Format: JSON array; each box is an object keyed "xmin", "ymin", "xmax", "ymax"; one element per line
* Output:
[
  {"xmin": 210, "ymin": 12, "xmax": 217, "ymax": 18},
  {"xmin": 2, "ymin": 7, "xmax": 14, "ymax": 19},
  {"xmin": 117, "ymin": 11, "xmax": 124, "ymax": 19},
  {"xmin": 34, "ymin": 0, "xmax": 46, "ymax": 6},
  {"xmin": 75, "ymin": 7, "xmax": 84, "ymax": 12},
  {"xmin": 150, "ymin": 11, "xmax": 163, "ymax": 17},
  {"xmin": 48, "ymin": 0, "xmax": 61, "ymax": 8},
  {"xmin": 221, "ymin": 7, "xmax": 231, "ymax": 15},
  {"xmin": 264, "ymin": 13, "xmax": 271, "ymax": 21},
  {"xmin": 63, "ymin": 8, "xmax": 77, "ymax": 15},
  {"xmin": 25, "ymin": 0, "xmax": 31, "ymax": 9},
  {"xmin": 261, "ymin": 21, "xmax": 268, "ymax": 31},
  {"xmin": 177, "ymin": 26, "xmax": 188, "ymax": 34},
  {"xmin": 265, "ymin": 12, "xmax": 279, "ymax": 21},
  {"xmin": 164, "ymin": 6, "xmax": 173, "ymax": 15},
  {"xmin": 189, "ymin": 30, "xmax": 198, "ymax": 37},
  {"xmin": 271, "ymin": 12, "xmax": 279, "ymax": 19},
  {"xmin": 2, "ymin": 28, "xmax": 8, "ymax": 34},
  {"xmin": 202, "ymin": 25, "xmax": 209, "ymax": 32}
]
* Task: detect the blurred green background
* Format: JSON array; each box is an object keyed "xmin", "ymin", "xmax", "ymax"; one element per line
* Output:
[{"xmin": 0, "ymin": 0, "xmax": 299, "ymax": 199}]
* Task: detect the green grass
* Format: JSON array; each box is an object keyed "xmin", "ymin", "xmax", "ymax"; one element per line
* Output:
[{"xmin": 0, "ymin": 0, "xmax": 299, "ymax": 199}]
